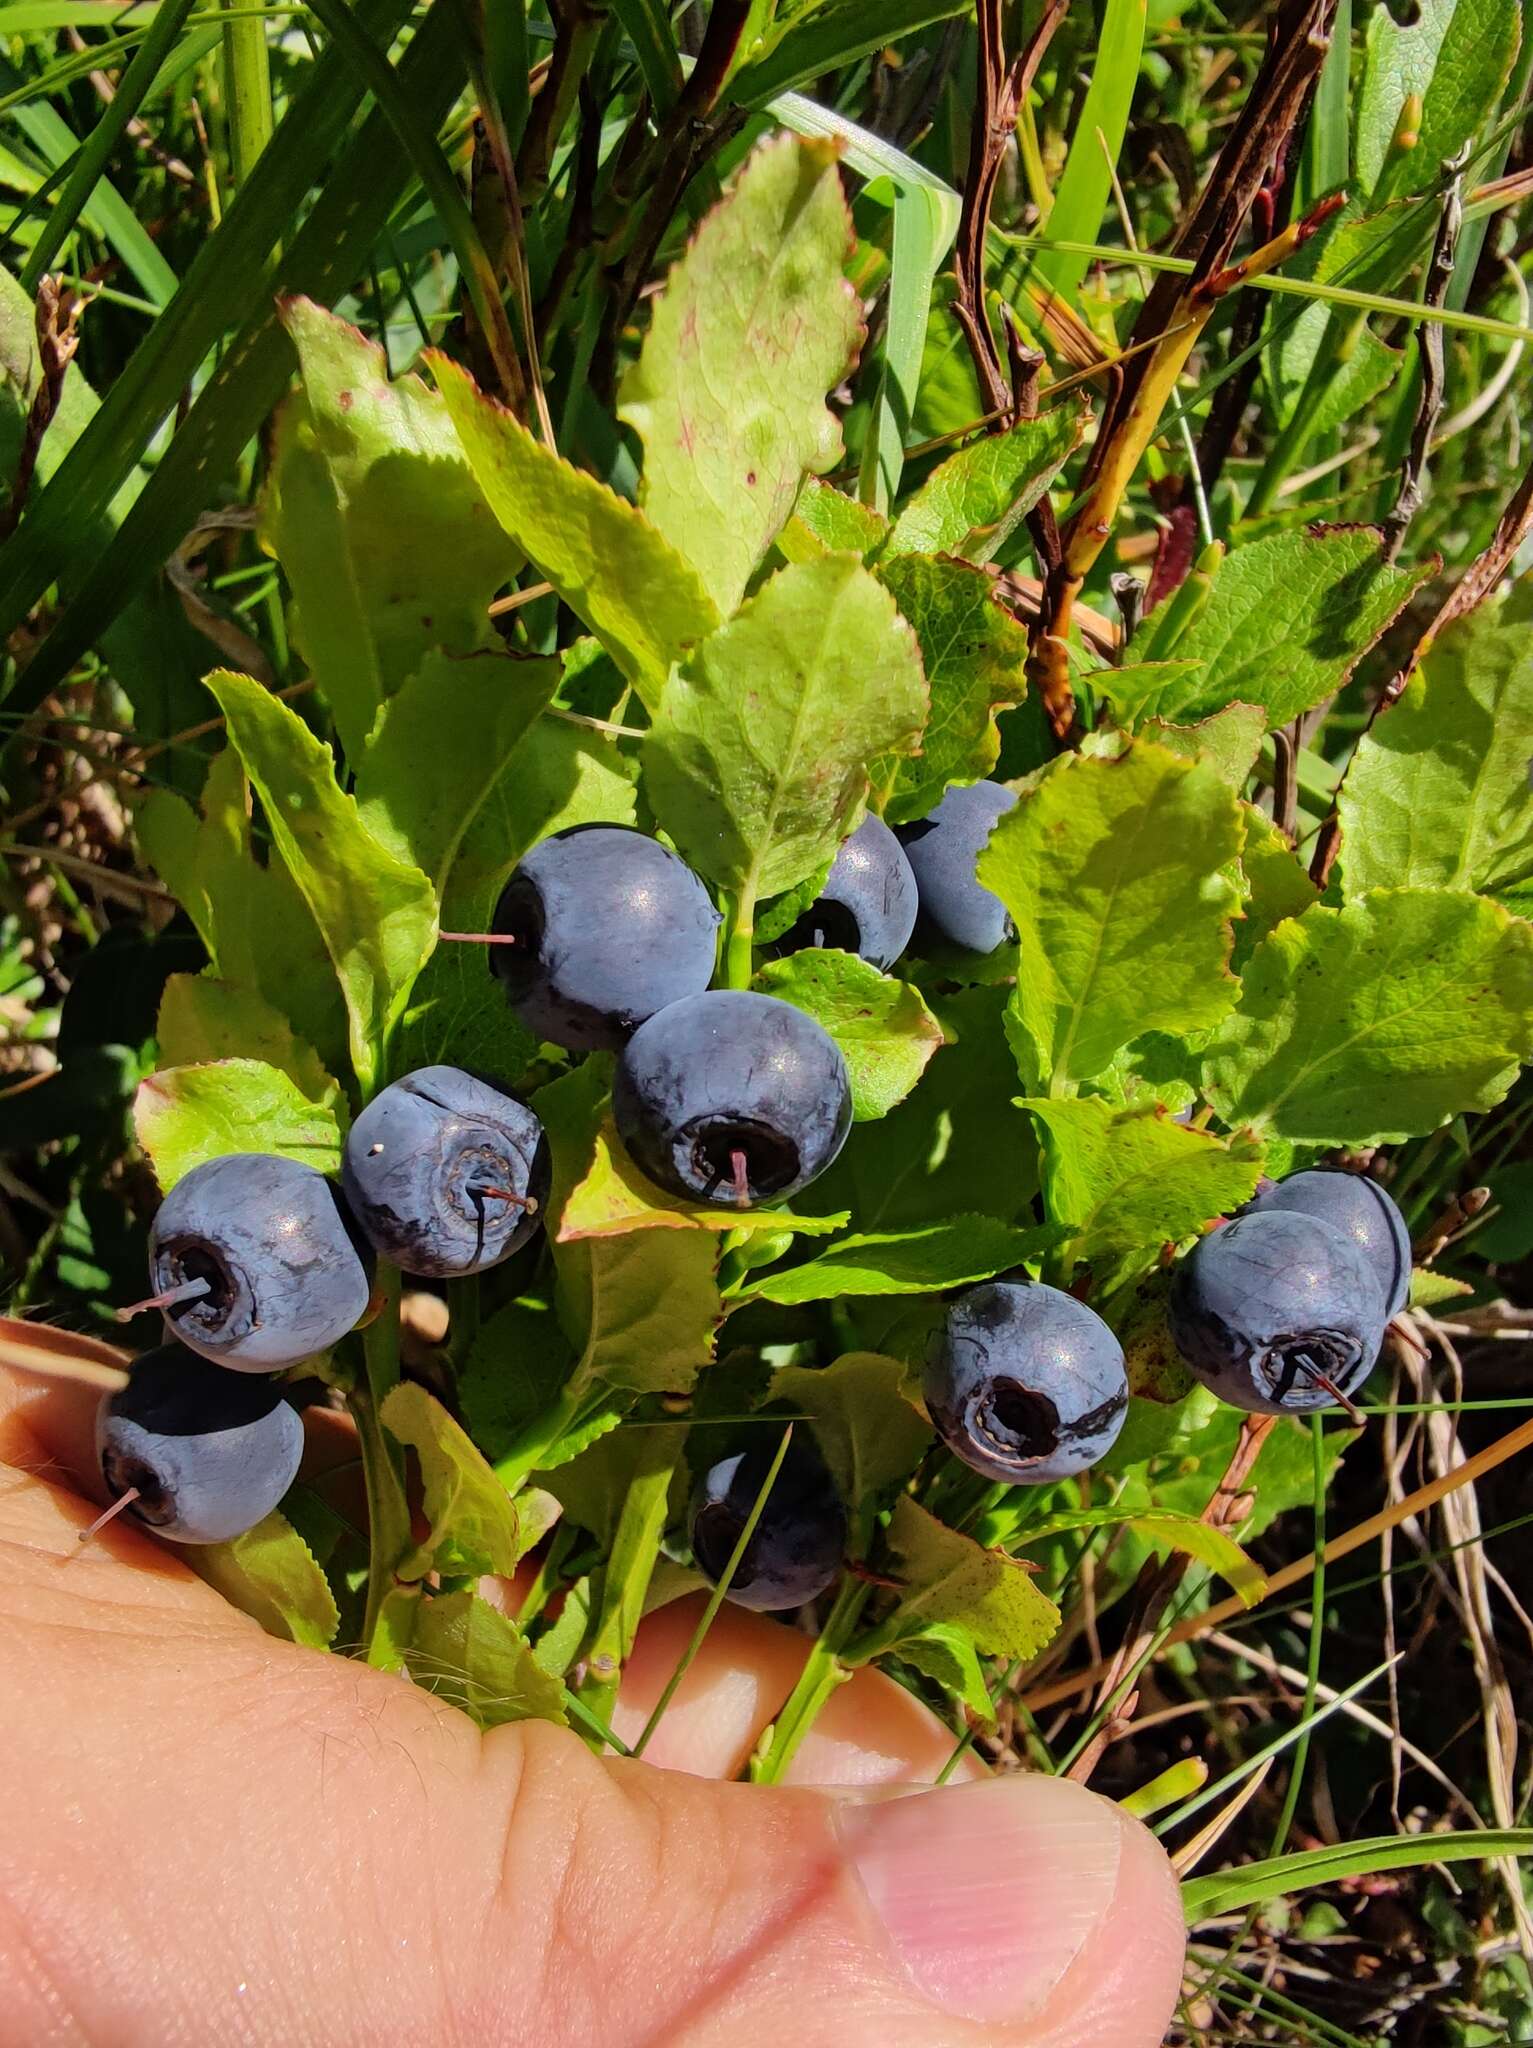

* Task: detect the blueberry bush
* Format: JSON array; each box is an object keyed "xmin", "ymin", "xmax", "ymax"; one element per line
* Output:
[{"xmin": 7, "ymin": 0, "xmax": 1533, "ymax": 2034}]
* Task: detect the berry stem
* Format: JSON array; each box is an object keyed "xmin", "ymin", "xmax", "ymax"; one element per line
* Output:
[
  {"xmin": 113, "ymin": 1275, "xmax": 210, "ymax": 1322},
  {"xmin": 76, "ymin": 1487, "xmax": 141, "ymax": 1544}
]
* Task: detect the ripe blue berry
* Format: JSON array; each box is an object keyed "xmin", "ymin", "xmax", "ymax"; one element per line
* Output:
[
  {"xmin": 1244, "ymin": 1168, "xmax": 1411, "ymax": 1317},
  {"xmin": 689, "ymin": 1439, "xmax": 846, "ymax": 1611},
  {"xmin": 613, "ymin": 990, "xmax": 852, "ymax": 1207},
  {"xmin": 95, "ymin": 1344, "xmax": 304, "ymax": 1545},
  {"xmin": 145, "ymin": 1154, "xmax": 372, "ymax": 1371},
  {"xmin": 489, "ymin": 824, "xmax": 720, "ymax": 1051},
  {"xmin": 341, "ymin": 1065, "xmax": 549, "ymax": 1278},
  {"xmin": 924, "ymin": 1280, "xmax": 1128, "ymax": 1484},
  {"xmin": 897, "ymin": 780, "xmax": 1018, "ymax": 955},
  {"xmin": 772, "ymin": 814, "xmax": 918, "ymax": 971},
  {"xmin": 1169, "ymin": 1209, "xmax": 1386, "ymax": 1414}
]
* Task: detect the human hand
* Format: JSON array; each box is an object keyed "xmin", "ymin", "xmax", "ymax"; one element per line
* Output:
[{"xmin": 0, "ymin": 1362, "xmax": 1185, "ymax": 2046}]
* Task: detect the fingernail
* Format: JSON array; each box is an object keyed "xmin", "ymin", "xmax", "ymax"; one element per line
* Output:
[{"xmin": 837, "ymin": 1774, "xmax": 1123, "ymax": 2025}]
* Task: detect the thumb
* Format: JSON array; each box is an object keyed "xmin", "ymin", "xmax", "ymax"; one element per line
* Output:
[
  {"xmin": 1, "ymin": 1363, "xmax": 1185, "ymax": 2048},
  {"xmin": 502, "ymin": 1736, "xmax": 1187, "ymax": 2047}
]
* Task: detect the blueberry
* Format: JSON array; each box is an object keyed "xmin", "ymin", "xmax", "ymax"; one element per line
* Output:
[
  {"xmin": 772, "ymin": 815, "xmax": 918, "ymax": 971},
  {"xmin": 1169, "ymin": 1209, "xmax": 1386, "ymax": 1414},
  {"xmin": 145, "ymin": 1154, "xmax": 372, "ymax": 1371},
  {"xmin": 897, "ymin": 780, "xmax": 1019, "ymax": 955},
  {"xmin": 341, "ymin": 1065, "xmax": 549, "ymax": 1278},
  {"xmin": 95, "ymin": 1344, "xmax": 304, "ymax": 1544},
  {"xmin": 689, "ymin": 1439, "xmax": 846, "ymax": 1611},
  {"xmin": 1244, "ymin": 1168, "xmax": 1411, "ymax": 1318},
  {"xmin": 924, "ymin": 1280, "xmax": 1128, "ymax": 1485},
  {"xmin": 489, "ymin": 824, "xmax": 720, "ymax": 1051},
  {"xmin": 613, "ymin": 990, "xmax": 852, "ymax": 1207}
]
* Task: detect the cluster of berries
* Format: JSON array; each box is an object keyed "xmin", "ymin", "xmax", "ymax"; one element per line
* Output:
[
  {"xmin": 92, "ymin": 789, "xmax": 1014, "ymax": 1558},
  {"xmin": 95, "ymin": 788, "xmax": 1409, "ymax": 1622}
]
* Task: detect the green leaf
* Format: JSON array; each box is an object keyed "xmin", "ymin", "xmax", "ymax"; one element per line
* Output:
[
  {"xmin": 895, "ymin": 1621, "xmax": 995, "ymax": 1722},
  {"xmin": 979, "ymin": 741, "xmax": 1245, "ymax": 1089},
  {"xmin": 746, "ymin": 1215, "xmax": 1055, "ymax": 1303},
  {"xmin": 136, "ymin": 749, "xmax": 346, "ymax": 1077},
  {"xmin": 355, "ymin": 649, "xmax": 559, "ymax": 894},
  {"xmin": 1337, "ymin": 610, "xmax": 1533, "ymax": 907},
  {"xmin": 262, "ymin": 297, "xmax": 521, "ymax": 761},
  {"xmin": 754, "ymin": 858, "xmax": 834, "ymax": 945},
  {"xmin": 618, "ymin": 133, "xmax": 863, "ymax": 615},
  {"xmin": 1357, "ymin": 0, "xmax": 1522, "ymax": 199},
  {"xmin": 808, "ymin": 985, "xmax": 1040, "ymax": 1230},
  {"xmin": 537, "ymin": 1064, "xmax": 724, "ymax": 1398},
  {"xmin": 134, "ymin": 1059, "xmax": 343, "ymax": 1187},
  {"xmin": 560, "ymin": 1112, "xmax": 847, "ymax": 1240},
  {"xmin": 1092, "ymin": 660, "xmax": 1205, "ymax": 729},
  {"xmin": 1017, "ymin": 1505, "xmax": 1265, "ymax": 1604},
  {"xmin": 753, "ymin": 948, "xmax": 943, "ymax": 1119},
  {"xmin": 154, "ymin": 977, "xmax": 342, "ymax": 1114},
  {"xmin": 431, "ymin": 353, "xmax": 719, "ymax": 709},
  {"xmin": 1236, "ymin": 806, "xmax": 1319, "ymax": 969},
  {"xmin": 1151, "ymin": 530, "xmax": 1433, "ymax": 729},
  {"xmin": 854, "ymin": 1496, "xmax": 1060, "ymax": 1665},
  {"xmin": 1024, "ymin": 1097, "xmax": 1265, "ymax": 1265},
  {"xmin": 769, "ymin": 1352, "xmax": 931, "ymax": 1520},
  {"xmin": 186, "ymin": 1509, "xmax": 340, "ymax": 1649},
  {"xmin": 380, "ymin": 1381, "xmax": 532, "ymax": 1579},
  {"xmin": 459, "ymin": 1298, "xmax": 617, "ymax": 1471},
  {"xmin": 780, "ymin": 475, "xmax": 889, "ymax": 561},
  {"xmin": 882, "ymin": 403, "xmax": 1084, "ymax": 564},
  {"xmin": 394, "ymin": 718, "xmax": 636, "ymax": 1079},
  {"xmin": 644, "ymin": 555, "xmax": 927, "ymax": 902},
  {"xmin": 1182, "ymin": 1831, "xmax": 1533, "ymax": 1924},
  {"xmin": 871, "ymin": 555, "xmax": 1030, "ymax": 824},
  {"xmin": 1409, "ymin": 1267, "xmax": 1475, "ymax": 1307},
  {"xmin": 404, "ymin": 1589, "xmax": 569, "ymax": 1728},
  {"xmin": 1143, "ymin": 703, "xmax": 1267, "ymax": 790},
  {"xmin": 1205, "ymin": 890, "xmax": 1533, "ymax": 1142},
  {"xmin": 202, "ymin": 670, "xmax": 437, "ymax": 1094}
]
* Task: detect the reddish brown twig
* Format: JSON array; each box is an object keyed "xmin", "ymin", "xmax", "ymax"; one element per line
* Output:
[{"xmin": 0, "ymin": 280, "xmax": 80, "ymax": 542}]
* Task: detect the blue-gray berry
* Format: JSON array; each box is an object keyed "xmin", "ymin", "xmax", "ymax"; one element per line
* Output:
[{"xmin": 924, "ymin": 1280, "xmax": 1128, "ymax": 1484}]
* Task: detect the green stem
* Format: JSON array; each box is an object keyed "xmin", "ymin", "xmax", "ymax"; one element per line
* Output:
[
  {"xmin": 1266, "ymin": 1417, "xmax": 1328, "ymax": 1858},
  {"xmin": 355, "ymin": 1268, "xmax": 412, "ymax": 1657},
  {"xmin": 222, "ymin": 0, "xmax": 274, "ymax": 192},
  {"xmin": 750, "ymin": 1576, "xmax": 870, "ymax": 1783},
  {"xmin": 577, "ymin": 1436, "xmax": 680, "ymax": 1732},
  {"xmin": 724, "ymin": 882, "xmax": 756, "ymax": 990},
  {"xmin": 630, "ymin": 1424, "xmax": 795, "ymax": 1760}
]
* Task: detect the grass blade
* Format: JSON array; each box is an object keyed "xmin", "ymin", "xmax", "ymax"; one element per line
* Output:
[
  {"xmin": 9, "ymin": 99, "xmax": 178, "ymax": 304},
  {"xmin": 0, "ymin": 0, "xmax": 417, "ymax": 658},
  {"xmin": 221, "ymin": 0, "xmax": 275, "ymax": 190},
  {"xmin": 610, "ymin": 0, "xmax": 681, "ymax": 111},
  {"xmin": 859, "ymin": 177, "xmax": 961, "ymax": 513},
  {"xmin": 19, "ymin": 0, "xmax": 199, "ymax": 291},
  {"xmin": 730, "ymin": 0, "xmax": 971, "ymax": 109},
  {"xmin": 3, "ymin": 0, "xmax": 470, "ymax": 715},
  {"xmin": 1183, "ymin": 1828, "xmax": 1533, "ymax": 1922},
  {"xmin": 1030, "ymin": 0, "xmax": 1147, "ymax": 303}
]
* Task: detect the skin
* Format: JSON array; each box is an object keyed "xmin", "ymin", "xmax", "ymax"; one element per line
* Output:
[{"xmin": 0, "ymin": 1359, "xmax": 1187, "ymax": 2048}]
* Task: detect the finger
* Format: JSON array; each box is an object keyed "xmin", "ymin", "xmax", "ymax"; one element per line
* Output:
[
  {"xmin": 3, "ymin": 1366, "xmax": 1187, "ymax": 2046},
  {"xmin": 609, "ymin": 1590, "xmax": 986, "ymax": 1787},
  {"xmin": 5, "ymin": 1354, "xmax": 974, "ymax": 1787}
]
